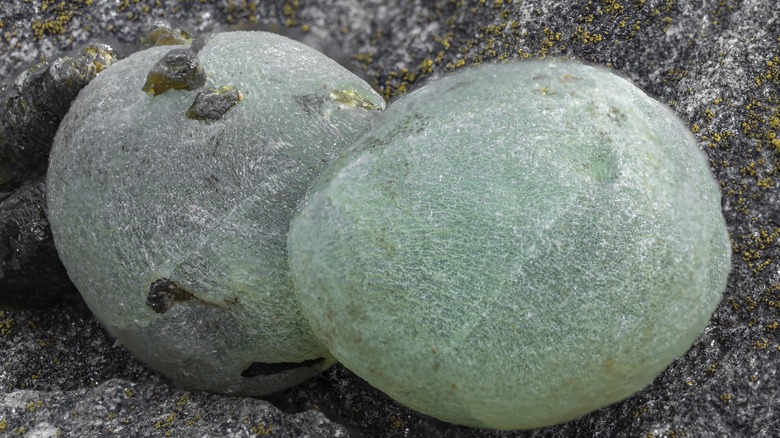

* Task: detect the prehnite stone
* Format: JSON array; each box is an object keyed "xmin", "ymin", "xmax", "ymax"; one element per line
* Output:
[
  {"xmin": 47, "ymin": 31, "xmax": 384, "ymax": 395},
  {"xmin": 287, "ymin": 61, "xmax": 731, "ymax": 429}
]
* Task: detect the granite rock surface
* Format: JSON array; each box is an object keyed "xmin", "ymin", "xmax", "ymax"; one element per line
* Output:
[{"xmin": 1, "ymin": 0, "xmax": 779, "ymax": 437}]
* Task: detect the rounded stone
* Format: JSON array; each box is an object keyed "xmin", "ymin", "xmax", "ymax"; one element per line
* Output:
[
  {"xmin": 47, "ymin": 31, "xmax": 384, "ymax": 395},
  {"xmin": 287, "ymin": 61, "xmax": 731, "ymax": 429}
]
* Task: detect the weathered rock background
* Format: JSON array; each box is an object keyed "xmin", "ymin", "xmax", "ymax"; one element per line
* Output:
[{"xmin": 1, "ymin": 0, "xmax": 778, "ymax": 436}]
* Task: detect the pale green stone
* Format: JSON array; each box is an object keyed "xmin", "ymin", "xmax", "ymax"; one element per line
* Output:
[
  {"xmin": 288, "ymin": 61, "xmax": 731, "ymax": 429},
  {"xmin": 47, "ymin": 31, "xmax": 384, "ymax": 395}
]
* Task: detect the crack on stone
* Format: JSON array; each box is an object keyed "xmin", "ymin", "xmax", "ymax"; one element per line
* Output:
[{"xmin": 241, "ymin": 357, "xmax": 326, "ymax": 377}]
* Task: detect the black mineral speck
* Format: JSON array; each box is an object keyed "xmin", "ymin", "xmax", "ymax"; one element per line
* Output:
[
  {"xmin": 142, "ymin": 48, "xmax": 206, "ymax": 96},
  {"xmin": 241, "ymin": 358, "xmax": 326, "ymax": 377},
  {"xmin": 185, "ymin": 87, "xmax": 242, "ymax": 121},
  {"xmin": 146, "ymin": 278, "xmax": 194, "ymax": 313}
]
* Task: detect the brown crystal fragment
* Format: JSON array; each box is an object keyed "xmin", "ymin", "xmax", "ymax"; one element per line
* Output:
[{"xmin": 142, "ymin": 48, "xmax": 206, "ymax": 96}]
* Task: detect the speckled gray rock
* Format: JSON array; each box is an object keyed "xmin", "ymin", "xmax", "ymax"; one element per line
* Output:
[
  {"xmin": 1, "ymin": 378, "xmax": 347, "ymax": 437},
  {"xmin": 0, "ymin": 176, "xmax": 77, "ymax": 309},
  {"xmin": 2, "ymin": 0, "xmax": 780, "ymax": 437},
  {"xmin": 46, "ymin": 31, "xmax": 383, "ymax": 396}
]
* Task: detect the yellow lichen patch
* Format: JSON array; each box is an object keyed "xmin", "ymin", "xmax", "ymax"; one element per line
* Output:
[
  {"xmin": 221, "ymin": 0, "xmax": 309, "ymax": 30},
  {"xmin": 578, "ymin": 28, "xmax": 604, "ymax": 44},
  {"xmin": 31, "ymin": 13, "xmax": 73, "ymax": 38},
  {"xmin": 537, "ymin": 27, "xmax": 563, "ymax": 58},
  {"xmin": 185, "ymin": 412, "xmax": 203, "ymax": 427},
  {"xmin": 759, "ymin": 286, "xmax": 780, "ymax": 333},
  {"xmin": 664, "ymin": 67, "xmax": 689, "ymax": 83},
  {"xmin": 352, "ymin": 52, "xmax": 374, "ymax": 69},
  {"xmin": 434, "ymin": 31, "xmax": 454, "ymax": 49},
  {"xmin": 25, "ymin": 400, "xmax": 43, "ymax": 413},
  {"xmin": 729, "ymin": 47, "xmax": 780, "ymax": 282},
  {"xmin": 378, "ymin": 58, "xmax": 436, "ymax": 98},
  {"xmin": 28, "ymin": 0, "xmax": 98, "ymax": 38},
  {"xmin": 282, "ymin": 0, "xmax": 301, "ymax": 27},
  {"xmin": 757, "ymin": 177, "xmax": 774, "ymax": 189},
  {"xmin": 368, "ymin": 0, "xmax": 694, "ymax": 99},
  {"xmin": 0, "ymin": 312, "xmax": 13, "ymax": 335},
  {"xmin": 445, "ymin": 58, "xmax": 467, "ymax": 71},
  {"xmin": 117, "ymin": 0, "xmax": 168, "ymax": 20},
  {"xmin": 153, "ymin": 413, "xmax": 177, "ymax": 430},
  {"xmin": 152, "ymin": 395, "xmax": 195, "ymax": 435},
  {"xmin": 602, "ymin": 0, "xmax": 625, "ymax": 15},
  {"xmin": 250, "ymin": 423, "xmax": 273, "ymax": 435},
  {"xmin": 661, "ymin": 16, "xmax": 673, "ymax": 32},
  {"xmin": 734, "ymin": 227, "xmax": 780, "ymax": 273},
  {"xmin": 419, "ymin": 58, "xmax": 435, "ymax": 75},
  {"xmin": 390, "ymin": 415, "xmax": 406, "ymax": 428}
]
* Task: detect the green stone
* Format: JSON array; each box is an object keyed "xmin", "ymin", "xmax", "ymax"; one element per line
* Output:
[
  {"xmin": 287, "ymin": 61, "xmax": 731, "ymax": 429},
  {"xmin": 47, "ymin": 31, "xmax": 384, "ymax": 395}
]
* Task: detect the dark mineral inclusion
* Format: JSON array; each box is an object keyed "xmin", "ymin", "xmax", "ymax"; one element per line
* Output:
[
  {"xmin": 146, "ymin": 278, "xmax": 194, "ymax": 314},
  {"xmin": 142, "ymin": 48, "xmax": 206, "ymax": 96},
  {"xmin": 186, "ymin": 87, "xmax": 243, "ymax": 121}
]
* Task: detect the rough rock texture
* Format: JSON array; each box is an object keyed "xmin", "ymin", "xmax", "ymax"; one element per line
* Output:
[
  {"xmin": 0, "ymin": 176, "xmax": 76, "ymax": 309},
  {"xmin": 0, "ymin": 43, "xmax": 118, "ymax": 309},
  {"xmin": 1, "ymin": 0, "xmax": 779, "ymax": 437}
]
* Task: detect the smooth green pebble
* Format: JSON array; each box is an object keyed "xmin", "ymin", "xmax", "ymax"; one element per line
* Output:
[
  {"xmin": 47, "ymin": 31, "xmax": 384, "ymax": 396},
  {"xmin": 288, "ymin": 60, "xmax": 731, "ymax": 429}
]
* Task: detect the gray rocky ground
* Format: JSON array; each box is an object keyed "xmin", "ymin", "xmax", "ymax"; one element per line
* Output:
[{"xmin": 1, "ymin": 0, "xmax": 779, "ymax": 437}]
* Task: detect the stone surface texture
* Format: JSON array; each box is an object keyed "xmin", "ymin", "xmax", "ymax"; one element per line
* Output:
[
  {"xmin": 47, "ymin": 31, "xmax": 383, "ymax": 396},
  {"xmin": 1, "ymin": 0, "xmax": 779, "ymax": 437},
  {"xmin": 288, "ymin": 61, "xmax": 731, "ymax": 430},
  {"xmin": 0, "ymin": 43, "xmax": 118, "ymax": 309}
]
